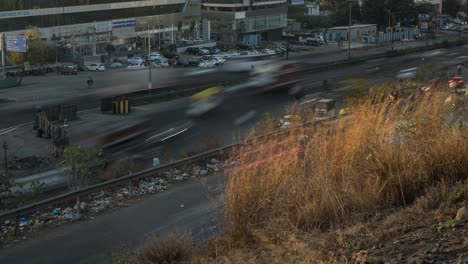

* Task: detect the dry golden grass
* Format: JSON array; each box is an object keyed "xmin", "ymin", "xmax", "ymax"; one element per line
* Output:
[{"xmin": 224, "ymin": 87, "xmax": 468, "ymax": 245}]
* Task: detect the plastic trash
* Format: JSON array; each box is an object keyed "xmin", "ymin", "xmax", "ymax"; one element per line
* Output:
[
  {"xmin": 51, "ymin": 208, "xmax": 61, "ymax": 216},
  {"xmin": 20, "ymin": 216, "xmax": 28, "ymax": 222}
]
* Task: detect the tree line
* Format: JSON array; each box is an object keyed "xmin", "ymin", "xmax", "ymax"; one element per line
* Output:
[{"xmin": 291, "ymin": 0, "xmax": 466, "ymax": 29}]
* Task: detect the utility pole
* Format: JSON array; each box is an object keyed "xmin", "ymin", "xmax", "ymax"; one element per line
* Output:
[
  {"xmin": 388, "ymin": 10, "xmax": 394, "ymax": 52},
  {"xmin": 347, "ymin": 0, "xmax": 352, "ymax": 60},
  {"xmin": 147, "ymin": 27, "xmax": 152, "ymax": 92},
  {"xmin": 1, "ymin": 34, "xmax": 6, "ymax": 80},
  {"xmin": 3, "ymin": 141, "xmax": 8, "ymax": 177}
]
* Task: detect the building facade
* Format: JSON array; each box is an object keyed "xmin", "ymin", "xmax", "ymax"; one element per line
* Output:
[
  {"xmin": 0, "ymin": 0, "xmax": 201, "ymax": 60},
  {"xmin": 201, "ymin": 0, "xmax": 288, "ymax": 45}
]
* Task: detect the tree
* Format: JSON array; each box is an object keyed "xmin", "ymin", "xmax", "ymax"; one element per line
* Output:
[
  {"xmin": 105, "ymin": 44, "xmax": 116, "ymax": 61},
  {"xmin": 62, "ymin": 146, "xmax": 107, "ymax": 191},
  {"xmin": 328, "ymin": 0, "xmax": 361, "ymax": 26},
  {"xmin": 443, "ymin": 0, "xmax": 462, "ymax": 17},
  {"xmin": 7, "ymin": 52, "xmax": 26, "ymax": 66}
]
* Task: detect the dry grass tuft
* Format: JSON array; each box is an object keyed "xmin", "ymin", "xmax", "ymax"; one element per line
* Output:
[
  {"xmin": 141, "ymin": 231, "xmax": 193, "ymax": 264},
  {"xmin": 224, "ymin": 87, "xmax": 468, "ymax": 244},
  {"xmin": 101, "ymin": 158, "xmax": 146, "ymax": 182}
]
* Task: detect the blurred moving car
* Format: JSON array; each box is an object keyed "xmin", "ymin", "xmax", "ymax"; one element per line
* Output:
[
  {"xmin": 186, "ymin": 86, "xmax": 224, "ymax": 116},
  {"xmin": 230, "ymin": 61, "xmax": 306, "ymax": 95},
  {"xmin": 86, "ymin": 63, "xmax": 106, "ymax": 72},
  {"xmin": 396, "ymin": 68, "xmax": 417, "ymax": 81},
  {"xmin": 449, "ymin": 76, "xmax": 464, "ymax": 90}
]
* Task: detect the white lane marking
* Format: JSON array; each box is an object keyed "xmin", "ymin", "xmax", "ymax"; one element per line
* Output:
[
  {"xmin": 160, "ymin": 128, "xmax": 189, "ymax": 142},
  {"xmin": 366, "ymin": 58, "xmax": 384, "ymax": 63},
  {"xmin": 234, "ymin": 110, "xmax": 257, "ymax": 126},
  {"xmin": 146, "ymin": 128, "xmax": 175, "ymax": 142},
  {"xmin": 0, "ymin": 127, "xmax": 17, "ymax": 136},
  {"xmin": 455, "ymin": 55, "xmax": 468, "ymax": 59}
]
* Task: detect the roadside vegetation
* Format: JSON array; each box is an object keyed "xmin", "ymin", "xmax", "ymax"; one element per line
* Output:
[{"xmin": 112, "ymin": 79, "xmax": 467, "ymax": 263}]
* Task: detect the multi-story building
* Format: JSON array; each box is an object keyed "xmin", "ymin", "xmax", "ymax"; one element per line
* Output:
[
  {"xmin": 0, "ymin": 0, "xmax": 200, "ymax": 59},
  {"xmin": 201, "ymin": 0, "xmax": 288, "ymax": 45}
]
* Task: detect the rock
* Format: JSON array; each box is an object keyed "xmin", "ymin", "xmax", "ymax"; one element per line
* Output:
[
  {"xmin": 198, "ymin": 169, "xmax": 208, "ymax": 175},
  {"xmin": 61, "ymin": 213, "xmax": 81, "ymax": 221},
  {"xmin": 455, "ymin": 206, "xmax": 468, "ymax": 221},
  {"xmin": 4, "ymin": 220, "xmax": 11, "ymax": 225},
  {"xmin": 63, "ymin": 207, "xmax": 73, "ymax": 215},
  {"xmin": 180, "ymin": 204, "xmax": 184, "ymax": 208},
  {"xmin": 175, "ymin": 175, "xmax": 184, "ymax": 181}
]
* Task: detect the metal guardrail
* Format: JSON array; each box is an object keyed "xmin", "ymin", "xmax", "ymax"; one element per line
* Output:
[{"xmin": 0, "ymin": 115, "xmax": 344, "ymax": 224}]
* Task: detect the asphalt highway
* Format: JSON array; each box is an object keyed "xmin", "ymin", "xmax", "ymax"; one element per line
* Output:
[{"xmin": 1, "ymin": 43, "xmax": 468, "ymax": 264}]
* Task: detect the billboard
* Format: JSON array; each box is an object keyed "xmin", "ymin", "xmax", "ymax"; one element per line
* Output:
[
  {"xmin": 112, "ymin": 20, "xmax": 136, "ymax": 28},
  {"xmin": 291, "ymin": 0, "xmax": 305, "ymax": 5},
  {"xmin": 5, "ymin": 35, "xmax": 27, "ymax": 53}
]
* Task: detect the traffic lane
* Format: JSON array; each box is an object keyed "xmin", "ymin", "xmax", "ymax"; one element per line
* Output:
[{"xmin": 0, "ymin": 172, "xmax": 225, "ymax": 264}]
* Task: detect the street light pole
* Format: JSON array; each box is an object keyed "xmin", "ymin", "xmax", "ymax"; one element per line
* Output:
[
  {"xmin": 1, "ymin": 34, "xmax": 6, "ymax": 80},
  {"xmin": 147, "ymin": 27, "xmax": 152, "ymax": 93},
  {"xmin": 347, "ymin": 0, "xmax": 352, "ymax": 60},
  {"xmin": 388, "ymin": 10, "xmax": 394, "ymax": 52},
  {"xmin": 3, "ymin": 141, "xmax": 8, "ymax": 177}
]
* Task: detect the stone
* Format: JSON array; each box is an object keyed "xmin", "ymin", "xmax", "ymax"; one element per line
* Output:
[
  {"xmin": 455, "ymin": 206, "xmax": 468, "ymax": 221},
  {"xmin": 63, "ymin": 207, "xmax": 73, "ymax": 215}
]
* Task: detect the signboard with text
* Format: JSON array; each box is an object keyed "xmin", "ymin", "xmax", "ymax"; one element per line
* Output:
[
  {"xmin": 112, "ymin": 20, "xmax": 136, "ymax": 28},
  {"xmin": 6, "ymin": 35, "xmax": 27, "ymax": 53}
]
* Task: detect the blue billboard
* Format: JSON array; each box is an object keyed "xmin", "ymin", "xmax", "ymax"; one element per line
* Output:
[
  {"xmin": 112, "ymin": 20, "xmax": 136, "ymax": 28},
  {"xmin": 290, "ymin": 0, "xmax": 305, "ymax": 5},
  {"xmin": 6, "ymin": 35, "xmax": 27, "ymax": 53}
]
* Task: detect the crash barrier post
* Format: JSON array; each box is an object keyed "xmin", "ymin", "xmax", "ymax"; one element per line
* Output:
[{"xmin": 112, "ymin": 97, "xmax": 130, "ymax": 114}]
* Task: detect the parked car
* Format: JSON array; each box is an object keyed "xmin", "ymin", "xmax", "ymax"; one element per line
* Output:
[
  {"xmin": 150, "ymin": 53, "xmax": 162, "ymax": 61},
  {"xmin": 175, "ymin": 59, "xmax": 190, "ymax": 67},
  {"xmin": 207, "ymin": 47, "xmax": 220, "ymax": 54},
  {"xmin": 127, "ymin": 62, "xmax": 146, "ymax": 69},
  {"xmin": 128, "ymin": 57, "xmax": 144, "ymax": 64},
  {"xmin": 261, "ymin": 49, "xmax": 276, "ymax": 55},
  {"xmin": 185, "ymin": 47, "xmax": 199, "ymax": 55},
  {"xmin": 237, "ymin": 43, "xmax": 254, "ymax": 50},
  {"xmin": 214, "ymin": 52, "xmax": 229, "ymax": 59},
  {"xmin": 199, "ymin": 60, "xmax": 215, "ymax": 68},
  {"xmin": 226, "ymin": 51, "xmax": 241, "ymax": 57},
  {"xmin": 86, "ymin": 63, "xmax": 106, "ymax": 72},
  {"xmin": 189, "ymin": 57, "xmax": 202, "ymax": 66},
  {"xmin": 153, "ymin": 59, "xmax": 169, "ymax": 67},
  {"xmin": 211, "ymin": 57, "xmax": 225, "ymax": 65},
  {"xmin": 58, "ymin": 65, "xmax": 78, "ymax": 75},
  {"xmin": 161, "ymin": 50, "xmax": 179, "ymax": 59},
  {"xmin": 110, "ymin": 62, "xmax": 124, "ymax": 68}
]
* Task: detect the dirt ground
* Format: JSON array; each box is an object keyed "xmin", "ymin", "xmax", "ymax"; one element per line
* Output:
[
  {"xmin": 195, "ymin": 182, "xmax": 468, "ymax": 264},
  {"xmin": 2, "ymin": 125, "xmax": 55, "ymax": 178}
]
